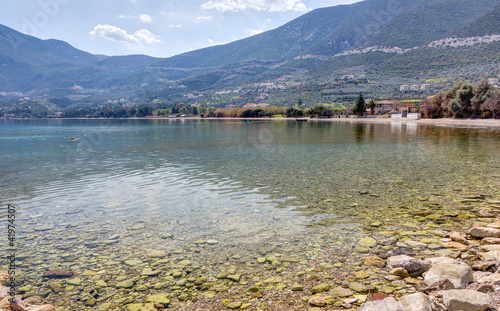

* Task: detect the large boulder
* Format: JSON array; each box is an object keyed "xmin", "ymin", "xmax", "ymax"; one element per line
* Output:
[
  {"xmin": 399, "ymin": 293, "xmax": 433, "ymax": 311},
  {"xmin": 359, "ymin": 297, "xmax": 404, "ymax": 311},
  {"xmin": 469, "ymin": 227, "xmax": 500, "ymax": 239},
  {"xmin": 424, "ymin": 258, "xmax": 473, "ymax": 289},
  {"xmin": 442, "ymin": 289, "xmax": 492, "ymax": 311},
  {"xmin": 386, "ymin": 255, "xmax": 431, "ymax": 277}
]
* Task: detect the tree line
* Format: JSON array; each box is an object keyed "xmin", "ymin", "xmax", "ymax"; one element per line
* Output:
[{"xmin": 422, "ymin": 79, "xmax": 500, "ymax": 118}]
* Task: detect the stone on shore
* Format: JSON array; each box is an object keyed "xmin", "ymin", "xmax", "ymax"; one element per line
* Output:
[
  {"xmin": 442, "ymin": 289, "xmax": 492, "ymax": 311},
  {"xmin": 23, "ymin": 296, "xmax": 49, "ymax": 305},
  {"xmin": 445, "ymin": 231, "xmax": 468, "ymax": 245},
  {"xmin": 399, "ymin": 292, "xmax": 433, "ymax": 311},
  {"xmin": 424, "ymin": 258, "xmax": 473, "ymax": 288},
  {"xmin": 358, "ymin": 297, "xmax": 404, "ymax": 311},
  {"xmin": 308, "ymin": 297, "xmax": 326, "ymax": 307},
  {"xmin": 477, "ymin": 273, "xmax": 500, "ymax": 285},
  {"xmin": 30, "ymin": 306, "xmax": 56, "ymax": 311},
  {"xmin": 331, "ymin": 286, "xmax": 353, "ymax": 297},
  {"xmin": 481, "ymin": 237, "xmax": 500, "ymax": 244},
  {"xmin": 469, "ymin": 227, "xmax": 500, "ymax": 239},
  {"xmin": 386, "ymin": 255, "xmax": 431, "ymax": 276}
]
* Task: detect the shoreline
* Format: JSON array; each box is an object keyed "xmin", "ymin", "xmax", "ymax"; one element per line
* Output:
[{"xmin": 3, "ymin": 116, "xmax": 500, "ymax": 128}]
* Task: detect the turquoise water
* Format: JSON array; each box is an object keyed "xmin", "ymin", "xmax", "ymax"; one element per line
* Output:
[{"xmin": 1, "ymin": 118, "xmax": 500, "ymax": 309}]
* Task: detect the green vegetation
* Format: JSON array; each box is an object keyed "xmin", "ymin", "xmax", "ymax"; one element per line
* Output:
[
  {"xmin": 453, "ymin": 4, "xmax": 500, "ymax": 37},
  {"xmin": 422, "ymin": 79, "xmax": 500, "ymax": 118},
  {"xmin": 352, "ymin": 93, "xmax": 365, "ymax": 117},
  {"xmin": 360, "ymin": 0, "xmax": 500, "ymax": 48}
]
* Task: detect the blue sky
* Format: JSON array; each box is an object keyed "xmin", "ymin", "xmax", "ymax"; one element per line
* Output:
[{"xmin": 0, "ymin": 0, "xmax": 362, "ymax": 58}]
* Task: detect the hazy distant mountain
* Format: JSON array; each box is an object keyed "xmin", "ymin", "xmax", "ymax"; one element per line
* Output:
[{"xmin": 0, "ymin": 0, "xmax": 499, "ymax": 103}]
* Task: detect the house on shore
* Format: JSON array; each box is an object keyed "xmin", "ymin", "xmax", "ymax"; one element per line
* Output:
[{"xmin": 225, "ymin": 104, "xmax": 235, "ymax": 110}]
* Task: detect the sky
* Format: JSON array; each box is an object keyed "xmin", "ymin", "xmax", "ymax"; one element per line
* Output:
[{"xmin": 0, "ymin": 0, "xmax": 362, "ymax": 58}]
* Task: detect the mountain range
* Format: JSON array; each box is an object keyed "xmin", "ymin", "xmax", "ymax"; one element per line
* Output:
[{"xmin": 0, "ymin": 0, "xmax": 499, "ymax": 108}]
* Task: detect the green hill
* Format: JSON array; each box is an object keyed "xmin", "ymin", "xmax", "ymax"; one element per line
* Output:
[
  {"xmin": 452, "ymin": 4, "xmax": 500, "ymax": 37},
  {"xmin": 358, "ymin": 0, "xmax": 500, "ymax": 48},
  {"xmin": 0, "ymin": 0, "xmax": 499, "ymax": 104}
]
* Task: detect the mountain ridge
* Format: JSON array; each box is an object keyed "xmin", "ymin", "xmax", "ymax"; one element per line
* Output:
[{"xmin": 0, "ymin": 0, "xmax": 499, "ymax": 106}]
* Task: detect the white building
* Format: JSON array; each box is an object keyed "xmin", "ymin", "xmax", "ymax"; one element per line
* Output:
[
  {"xmin": 400, "ymin": 85, "xmax": 409, "ymax": 91},
  {"xmin": 488, "ymin": 78, "xmax": 499, "ymax": 87},
  {"xmin": 420, "ymin": 84, "xmax": 430, "ymax": 91},
  {"xmin": 410, "ymin": 85, "xmax": 420, "ymax": 91}
]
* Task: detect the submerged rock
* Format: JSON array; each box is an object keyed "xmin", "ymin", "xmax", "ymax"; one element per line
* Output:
[
  {"xmin": 358, "ymin": 237, "xmax": 377, "ymax": 248},
  {"xmin": 41, "ymin": 269, "xmax": 74, "ymax": 278},
  {"xmin": 311, "ymin": 283, "xmax": 330, "ymax": 294}
]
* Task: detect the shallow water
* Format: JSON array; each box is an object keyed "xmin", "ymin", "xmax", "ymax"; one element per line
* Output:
[{"xmin": 1, "ymin": 118, "xmax": 500, "ymax": 309}]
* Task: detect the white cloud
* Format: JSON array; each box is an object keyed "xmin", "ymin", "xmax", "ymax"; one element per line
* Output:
[
  {"xmin": 169, "ymin": 24, "xmax": 182, "ymax": 28},
  {"xmin": 139, "ymin": 14, "xmax": 153, "ymax": 23},
  {"xmin": 197, "ymin": 16, "xmax": 213, "ymax": 21},
  {"xmin": 201, "ymin": 0, "xmax": 307, "ymax": 12},
  {"xmin": 89, "ymin": 24, "xmax": 162, "ymax": 44},
  {"xmin": 117, "ymin": 14, "xmax": 153, "ymax": 23}
]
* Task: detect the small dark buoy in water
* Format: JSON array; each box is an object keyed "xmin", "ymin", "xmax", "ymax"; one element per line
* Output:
[{"xmin": 194, "ymin": 125, "xmax": 196, "ymax": 128}]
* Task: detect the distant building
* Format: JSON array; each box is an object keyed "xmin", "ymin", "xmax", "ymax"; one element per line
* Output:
[
  {"xmin": 257, "ymin": 103, "xmax": 269, "ymax": 108},
  {"xmin": 420, "ymin": 84, "xmax": 430, "ymax": 91},
  {"xmin": 225, "ymin": 104, "xmax": 235, "ymax": 110},
  {"xmin": 191, "ymin": 103, "xmax": 201, "ymax": 107},
  {"xmin": 376, "ymin": 100, "xmax": 399, "ymax": 114},
  {"xmin": 243, "ymin": 103, "xmax": 257, "ymax": 108},
  {"xmin": 400, "ymin": 85, "xmax": 409, "ymax": 91},
  {"xmin": 410, "ymin": 85, "xmax": 420, "ymax": 91}
]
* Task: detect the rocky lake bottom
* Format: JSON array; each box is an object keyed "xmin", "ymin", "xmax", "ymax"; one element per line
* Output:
[{"xmin": 1, "ymin": 119, "xmax": 500, "ymax": 310}]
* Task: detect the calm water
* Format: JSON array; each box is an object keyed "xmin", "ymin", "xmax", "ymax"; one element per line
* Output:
[{"xmin": 1, "ymin": 118, "xmax": 500, "ymax": 309}]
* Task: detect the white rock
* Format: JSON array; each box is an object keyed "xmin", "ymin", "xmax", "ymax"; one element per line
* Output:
[
  {"xmin": 442, "ymin": 289, "xmax": 492, "ymax": 311},
  {"xmin": 479, "ymin": 245, "xmax": 500, "ymax": 252},
  {"xmin": 426, "ymin": 257, "xmax": 467, "ymax": 266},
  {"xmin": 478, "ymin": 251, "xmax": 500, "ymax": 261},
  {"xmin": 399, "ymin": 292, "xmax": 433, "ymax": 311},
  {"xmin": 424, "ymin": 262, "xmax": 473, "ymax": 288},
  {"xmin": 206, "ymin": 239, "xmax": 219, "ymax": 245},
  {"xmin": 477, "ymin": 272, "xmax": 500, "ymax": 285},
  {"xmin": 0, "ymin": 286, "xmax": 9, "ymax": 300},
  {"xmin": 359, "ymin": 297, "xmax": 404, "ymax": 311}
]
